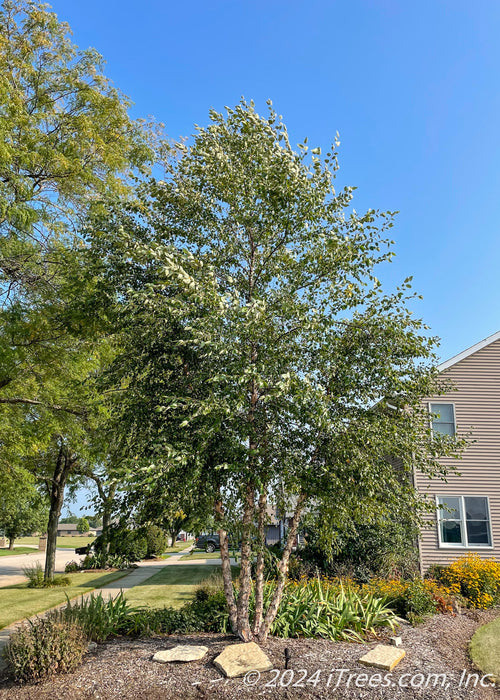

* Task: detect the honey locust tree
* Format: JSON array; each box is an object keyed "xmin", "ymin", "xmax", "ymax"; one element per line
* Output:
[
  {"xmin": 0, "ymin": 0, "xmax": 152, "ymax": 472},
  {"xmin": 0, "ymin": 0, "xmax": 153, "ymax": 577},
  {"xmin": 94, "ymin": 101, "xmax": 464, "ymax": 643}
]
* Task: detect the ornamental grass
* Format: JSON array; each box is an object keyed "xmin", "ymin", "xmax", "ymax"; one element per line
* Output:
[{"xmin": 255, "ymin": 577, "xmax": 398, "ymax": 641}]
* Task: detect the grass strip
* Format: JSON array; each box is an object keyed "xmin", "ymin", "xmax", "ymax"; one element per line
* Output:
[
  {"xmin": 0, "ymin": 548, "xmax": 37, "ymax": 557},
  {"xmin": 470, "ymin": 616, "xmax": 500, "ymax": 683},
  {"xmin": 123, "ymin": 564, "xmax": 223, "ymax": 609},
  {"xmin": 0, "ymin": 570, "xmax": 128, "ymax": 629}
]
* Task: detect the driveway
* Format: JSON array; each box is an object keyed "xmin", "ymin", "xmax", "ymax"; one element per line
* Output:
[{"xmin": 0, "ymin": 549, "xmax": 81, "ymax": 587}]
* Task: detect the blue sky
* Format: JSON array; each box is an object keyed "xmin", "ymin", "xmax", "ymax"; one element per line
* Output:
[{"xmin": 47, "ymin": 0, "xmax": 500, "ymax": 512}]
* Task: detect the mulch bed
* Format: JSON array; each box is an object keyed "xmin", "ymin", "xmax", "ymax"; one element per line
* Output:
[{"xmin": 0, "ymin": 610, "xmax": 498, "ymax": 699}]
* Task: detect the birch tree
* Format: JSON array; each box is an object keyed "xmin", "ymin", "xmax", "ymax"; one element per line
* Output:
[{"xmin": 93, "ymin": 100, "xmax": 464, "ymax": 642}]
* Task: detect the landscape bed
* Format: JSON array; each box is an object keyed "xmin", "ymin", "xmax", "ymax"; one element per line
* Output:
[{"xmin": 0, "ymin": 610, "xmax": 497, "ymax": 699}]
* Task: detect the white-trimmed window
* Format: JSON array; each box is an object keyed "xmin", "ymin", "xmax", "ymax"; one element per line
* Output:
[
  {"xmin": 437, "ymin": 496, "xmax": 492, "ymax": 548},
  {"xmin": 430, "ymin": 403, "xmax": 456, "ymax": 436}
]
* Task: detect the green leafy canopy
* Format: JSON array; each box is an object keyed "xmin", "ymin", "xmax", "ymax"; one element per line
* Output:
[{"xmin": 91, "ymin": 99, "xmax": 465, "ymax": 640}]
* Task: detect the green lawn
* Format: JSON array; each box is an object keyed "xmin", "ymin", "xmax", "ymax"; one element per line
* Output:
[
  {"xmin": 0, "ymin": 547, "xmax": 36, "ymax": 557},
  {"xmin": 15, "ymin": 535, "xmax": 96, "ymax": 549},
  {"xmin": 180, "ymin": 549, "xmax": 240, "ymax": 561},
  {"xmin": 0, "ymin": 570, "xmax": 128, "ymax": 630},
  {"xmin": 124, "ymin": 565, "xmax": 223, "ymax": 609},
  {"xmin": 470, "ymin": 616, "xmax": 500, "ymax": 682},
  {"xmin": 163, "ymin": 540, "xmax": 194, "ymax": 554}
]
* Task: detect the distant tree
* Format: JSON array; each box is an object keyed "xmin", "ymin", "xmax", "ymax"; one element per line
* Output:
[
  {"xmin": 0, "ymin": 476, "xmax": 48, "ymax": 548},
  {"xmin": 76, "ymin": 517, "xmax": 89, "ymax": 534},
  {"xmin": 0, "ymin": 0, "xmax": 152, "ymax": 299},
  {"xmin": 87, "ymin": 514, "xmax": 103, "ymax": 529},
  {"xmin": 60, "ymin": 514, "xmax": 79, "ymax": 525}
]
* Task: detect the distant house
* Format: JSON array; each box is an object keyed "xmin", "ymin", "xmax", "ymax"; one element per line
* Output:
[
  {"xmin": 57, "ymin": 523, "xmax": 100, "ymax": 537},
  {"xmin": 57, "ymin": 523, "xmax": 80, "ymax": 536},
  {"xmin": 265, "ymin": 504, "xmax": 304, "ymax": 548},
  {"xmin": 416, "ymin": 330, "xmax": 500, "ymax": 570}
]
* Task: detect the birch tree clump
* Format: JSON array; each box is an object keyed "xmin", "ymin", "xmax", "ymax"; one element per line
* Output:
[{"xmin": 97, "ymin": 100, "xmax": 464, "ymax": 643}]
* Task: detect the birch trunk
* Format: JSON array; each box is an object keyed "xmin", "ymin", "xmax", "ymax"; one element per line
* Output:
[
  {"xmin": 256, "ymin": 493, "xmax": 307, "ymax": 643},
  {"xmin": 215, "ymin": 498, "xmax": 237, "ymax": 632},
  {"xmin": 236, "ymin": 482, "xmax": 256, "ymax": 640},
  {"xmin": 252, "ymin": 490, "xmax": 268, "ymax": 636}
]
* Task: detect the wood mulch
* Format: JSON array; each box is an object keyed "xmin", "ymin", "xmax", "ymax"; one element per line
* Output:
[{"xmin": 0, "ymin": 609, "xmax": 498, "ymax": 699}]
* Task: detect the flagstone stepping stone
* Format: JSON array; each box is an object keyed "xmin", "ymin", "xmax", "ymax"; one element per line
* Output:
[
  {"xmin": 359, "ymin": 644, "xmax": 406, "ymax": 671},
  {"xmin": 213, "ymin": 642, "xmax": 273, "ymax": 678},
  {"xmin": 153, "ymin": 645, "xmax": 209, "ymax": 663}
]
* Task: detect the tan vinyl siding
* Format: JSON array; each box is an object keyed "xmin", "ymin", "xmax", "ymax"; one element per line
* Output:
[{"xmin": 415, "ymin": 337, "xmax": 500, "ymax": 570}]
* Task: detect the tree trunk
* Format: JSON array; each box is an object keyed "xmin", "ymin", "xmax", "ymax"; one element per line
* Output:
[
  {"xmin": 8, "ymin": 537, "xmax": 14, "ymax": 550},
  {"xmin": 44, "ymin": 443, "xmax": 75, "ymax": 581},
  {"xmin": 252, "ymin": 489, "xmax": 268, "ymax": 636},
  {"xmin": 256, "ymin": 493, "xmax": 307, "ymax": 644},
  {"xmin": 233, "ymin": 227, "xmax": 261, "ymax": 641},
  {"xmin": 236, "ymin": 482, "xmax": 256, "ymax": 641},
  {"xmin": 100, "ymin": 482, "xmax": 116, "ymax": 554},
  {"xmin": 215, "ymin": 498, "xmax": 237, "ymax": 632},
  {"xmin": 169, "ymin": 529, "xmax": 180, "ymax": 547}
]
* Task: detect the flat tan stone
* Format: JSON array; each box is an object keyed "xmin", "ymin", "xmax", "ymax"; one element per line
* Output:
[
  {"xmin": 359, "ymin": 644, "xmax": 406, "ymax": 671},
  {"xmin": 153, "ymin": 645, "xmax": 208, "ymax": 663},
  {"xmin": 213, "ymin": 642, "xmax": 273, "ymax": 678}
]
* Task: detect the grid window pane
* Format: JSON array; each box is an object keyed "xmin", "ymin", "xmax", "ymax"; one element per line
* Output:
[
  {"xmin": 437, "ymin": 496, "xmax": 461, "ymax": 520},
  {"xmin": 438, "ymin": 496, "xmax": 492, "ymax": 547},
  {"xmin": 441, "ymin": 521, "xmax": 463, "ymax": 544},
  {"xmin": 431, "ymin": 404, "xmax": 455, "ymax": 436},
  {"xmin": 431, "ymin": 404, "xmax": 454, "ymax": 422},
  {"xmin": 466, "ymin": 520, "xmax": 491, "ymax": 545},
  {"xmin": 465, "ymin": 497, "xmax": 488, "ymax": 521}
]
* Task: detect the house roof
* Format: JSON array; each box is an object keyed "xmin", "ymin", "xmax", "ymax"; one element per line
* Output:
[{"xmin": 438, "ymin": 329, "xmax": 500, "ymax": 372}]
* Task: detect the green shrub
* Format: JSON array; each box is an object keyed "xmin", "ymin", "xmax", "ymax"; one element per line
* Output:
[
  {"xmin": 188, "ymin": 590, "xmax": 230, "ymax": 632},
  {"xmin": 93, "ymin": 526, "xmax": 147, "ymax": 562},
  {"xmin": 4, "ymin": 615, "xmax": 87, "ymax": 683},
  {"xmin": 250, "ymin": 545, "xmax": 317, "ymax": 581},
  {"xmin": 47, "ymin": 575, "xmax": 71, "ymax": 588},
  {"xmin": 402, "ymin": 579, "xmax": 438, "ymax": 620},
  {"xmin": 425, "ymin": 563, "xmax": 446, "ymax": 581},
  {"xmin": 141, "ymin": 525, "xmax": 168, "ymax": 558},
  {"xmin": 81, "ymin": 551, "xmax": 133, "ymax": 570},
  {"xmin": 64, "ymin": 561, "xmax": 81, "ymax": 573},
  {"xmin": 299, "ymin": 519, "xmax": 420, "ymax": 582},
  {"xmin": 129, "ymin": 607, "xmax": 202, "ymax": 636},
  {"xmin": 362, "ymin": 577, "xmax": 452, "ymax": 622},
  {"xmin": 81, "ymin": 551, "xmax": 108, "ymax": 569}
]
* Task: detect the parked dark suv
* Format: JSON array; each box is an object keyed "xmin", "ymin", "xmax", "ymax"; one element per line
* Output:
[
  {"xmin": 194, "ymin": 533, "xmax": 220, "ymax": 553},
  {"xmin": 75, "ymin": 543, "xmax": 93, "ymax": 555}
]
